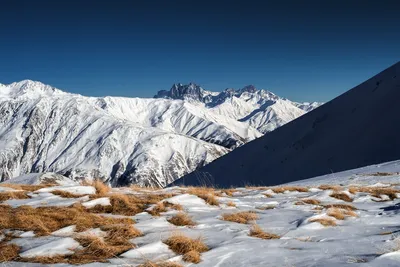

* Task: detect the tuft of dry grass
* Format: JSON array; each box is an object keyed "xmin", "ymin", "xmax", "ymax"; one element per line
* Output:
[
  {"xmin": 182, "ymin": 250, "xmax": 201, "ymax": 263},
  {"xmin": 249, "ymin": 224, "xmax": 280, "ymax": 240},
  {"xmin": 164, "ymin": 233, "xmax": 208, "ymax": 263},
  {"xmin": 101, "ymin": 224, "xmax": 142, "ymax": 246},
  {"xmin": 186, "ymin": 187, "xmax": 220, "ymax": 206},
  {"xmin": 272, "ymin": 186, "xmax": 308, "ymax": 194},
  {"xmin": 0, "ymin": 204, "xmax": 134, "ymax": 236},
  {"xmin": 308, "ymin": 217, "xmax": 337, "ymax": 226},
  {"xmin": 318, "ymin": 184, "xmax": 342, "ymax": 191},
  {"xmin": 138, "ymin": 260, "xmax": 183, "ymax": 267},
  {"xmin": 147, "ymin": 201, "xmax": 182, "ymax": 216},
  {"xmin": 221, "ymin": 189, "xmax": 236, "ymax": 197},
  {"xmin": 221, "ymin": 211, "xmax": 258, "ymax": 224},
  {"xmin": 349, "ymin": 186, "xmax": 399, "ymax": 200},
  {"xmin": 327, "ymin": 208, "xmax": 357, "ymax": 220},
  {"xmin": 324, "ymin": 203, "xmax": 357, "ymax": 211},
  {"xmin": 226, "ymin": 201, "xmax": 236, "ymax": 207},
  {"xmin": 51, "ymin": 190, "xmax": 85, "ymax": 198},
  {"xmin": 0, "ymin": 191, "xmax": 30, "ymax": 201},
  {"xmin": 0, "ymin": 184, "xmax": 54, "ymax": 192},
  {"xmin": 167, "ymin": 212, "xmax": 196, "ymax": 227},
  {"xmin": 92, "ymin": 180, "xmax": 111, "ymax": 196},
  {"xmin": 329, "ymin": 192, "xmax": 353, "ymax": 202},
  {"xmin": 301, "ymin": 198, "xmax": 321, "ymax": 205},
  {"xmin": 0, "ymin": 243, "xmax": 20, "ymax": 262}
]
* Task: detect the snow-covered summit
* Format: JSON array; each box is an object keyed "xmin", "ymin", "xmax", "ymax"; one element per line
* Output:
[{"xmin": 1, "ymin": 79, "xmax": 66, "ymax": 98}]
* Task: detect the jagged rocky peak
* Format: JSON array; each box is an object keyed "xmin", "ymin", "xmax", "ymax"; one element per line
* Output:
[{"xmin": 154, "ymin": 82, "xmax": 209, "ymax": 102}]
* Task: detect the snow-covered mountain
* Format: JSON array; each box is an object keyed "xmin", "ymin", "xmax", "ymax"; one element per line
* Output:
[
  {"xmin": 175, "ymin": 61, "xmax": 400, "ymax": 187},
  {"xmin": 0, "ymin": 80, "xmax": 318, "ymax": 186}
]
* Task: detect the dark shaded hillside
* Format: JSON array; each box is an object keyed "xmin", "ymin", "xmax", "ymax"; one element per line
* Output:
[{"xmin": 172, "ymin": 62, "xmax": 400, "ymax": 187}]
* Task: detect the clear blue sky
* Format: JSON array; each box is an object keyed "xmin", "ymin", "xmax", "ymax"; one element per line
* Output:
[{"xmin": 0, "ymin": 0, "xmax": 399, "ymax": 102}]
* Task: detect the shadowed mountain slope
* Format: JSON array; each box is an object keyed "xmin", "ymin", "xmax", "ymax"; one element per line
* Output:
[{"xmin": 173, "ymin": 61, "xmax": 400, "ymax": 187}]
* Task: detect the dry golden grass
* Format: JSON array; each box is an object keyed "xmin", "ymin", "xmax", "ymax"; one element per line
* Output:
[
  {"xmin": 327, "ymin": 208, "xmax": 357, "ymax": 220},
  {"xmin": 318, "ymin": 184, "xmax": 342, "ymax": 191},
  {"xmin": 301, "ymin": 198, "xmax": 321, "ymax": 205},
  {"xmin": 349, "ymin": 186, "xmax": 399, "ymax": 200},
  {"xmin": 101, "ymin": 224, "xmax": 142, "ymax": 246},
  {"xmin": 0, "ymin": 184, "xmax": 54, "ymax": 192},
  {"xmin": 88, "ymin": 192, "xmax": 173, "ymax": 216},
  {"xmin": 0, "ymin": 191, "xmax": 30, "ymax": 201},
  {"xmin": 138, "ymin": 260, "xmax": 183, "ymax": 267},
  {"xmin": 329, "ymin": 192, "xmax": 353, "ymax": 202},
  {"xmin": 272, "ymin": 186, "xmax": 308, "ymax": 194},
  {"xmin": 51, "ymin": 190, "xmax": 85, "ymax": 198},
  {"xmin": 164, "ymin": 233, "xmax": 208, "ymax": 263},
  {"xmin": 182, "ymin": 250, "xmax": 201, "ymax": 263},
  {"xmin": 92, "ymin": 180, "xmax": 111, "ymax": 195},
  {"xmin": 221, "ymin": 189, "xmax": 237, "ymax": 197},
  {"xmin": 226, "ymin": 201, "xmax": 236, "ymax": 207},
  {"xmin": 221, "ymin": 211, "xmax": 258, "ymax": 224},
  {"xmin": 167, "ymin": 212, "xmax": 196, "ymax": 227},
  {"xmin": 324, "ymin": 203, "xmax": 357, "ymax": 211},
  {"xmin": 0, "ymin": 204, "xmax": 134, "ymax": 236},
  {"xmin": 148, "ymin": 201, "xmax": 182, "ymax": 216},
  {"xmin": 0, "ymin": 243, "xmax": 20, "ymax": 262},
  {"xmin": 263, "ymin": 193, "xmax": 273, "ymax": 198},
  {"xmin": 187, "ymin": 187, "xmax": 219, "ymax": 206},
  {"xmin": 249, "ymin": 224, "xmax": 280, "ymax": 239},
  {"xmin": 309, "ymin": 217, "xmax": 337, "ymax": 226}
]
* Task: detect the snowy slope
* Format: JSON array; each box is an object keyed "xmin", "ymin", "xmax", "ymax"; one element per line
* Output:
[
  {"xmin": 0, "ymin": 80, "xmax": 316, "ymax": 186},
  {"xmin": 175, "ymin": 61, "xmax": 400, "ymax": 187}
]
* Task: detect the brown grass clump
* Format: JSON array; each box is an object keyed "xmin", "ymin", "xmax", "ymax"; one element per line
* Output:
[
  {"xmin": 308, "ymin": 217, "xmax": 337, "ymax": 226},
  {"xmin": 182, "ymin": 250, "xmax": 201, "ymax": 263},
  {"xmin": 327, "ymin": 208, "xmax": 357, "ymax": 220},
  {"xmin": 0, "ymin": 191, "xmax": 30, "ymax": 201},
  {"xmin": 88, "ymin": 192, "xmax": 173, "ymax": 216},
  {"xmin": 51, "ymin": 190, "xmax": 85, "ymax": 198},
  {"xmin": 249, "ymin": 224, "xmax": 280, "ymax": 240},
  {"xmin": 272, "ymin": 186, "xmax": 308, "ymax": 194},
  {"xmin": 329, "ymin": 192, "xmax": 353, "ymax": 202},
  {"xmin": 167, "ymin": 212, "xmax": 196, "ymax": 227},
  {"xmin": 0, "ymin": 184, "xmax": 54, "ymax": 192},
  {"xmin": 324, "ymin": 203, "xmax": 357, "ymax": 211},
  {"xmin": 187, "ymin": 187, "xmax": 220, "ymax": 206},
  {"xmin": 318, "ymin": 184, "xmax": 342, "ymax": 191},
  {"xmin": 349, "ymin": 186, "xmax": 399, "ymax": 200},
  {"xmin": 138, "ymin": 260, "xmax": 183, "ymax": 267},
  {"xmin": 221, "ymin": 211, "xmax": 258, "ymax": 224},
  {"xmin": 226, "ymin": 201, "xmax": 236, "ymax": 207},
  {"xmin": 101, "ymin": 224, "xmax": 142, "ymax": 246},
  {"xmin": 0, "ymin": 204, "xmax": 134, "ymax": 236},
  {"xmin": 263, "ymin": 193, "xmax": 273, "ymax": 198},
  {"xmin": 164, "ymin": 233, "xmax": 208, "ymax": 263},
  {"xmin": 221, "ymin": 189, "xmax": 236, "ymax": 197},
  {"xmin": 92, "ymin": 180, "xmax": 111, "ymax": 195},
  {"xmin": 0, "ymin": 243, "xmax": 20, "ymax": 262},
  {"xmin": 301, "ymin": 199, "xmax": 321, "ymax": 205}
]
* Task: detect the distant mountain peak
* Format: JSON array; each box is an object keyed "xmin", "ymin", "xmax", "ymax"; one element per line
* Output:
[{"xmin": 2, "ymin": 79, "xmax": 64, "ymax": 98}]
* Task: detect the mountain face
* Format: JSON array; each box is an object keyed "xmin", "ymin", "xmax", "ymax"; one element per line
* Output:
[
  {"xmin": 174, "ymin": 62, "xmax": 400, "ymax": 187},
  {"xmin": 0, "ymin": 80, "xmax": 318, "ymax": 186}
]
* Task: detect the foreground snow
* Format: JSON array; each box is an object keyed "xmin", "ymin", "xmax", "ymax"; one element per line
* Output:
[{"xmin": 1, "ymin": 166, "xmax": 400, "ymax": 266}]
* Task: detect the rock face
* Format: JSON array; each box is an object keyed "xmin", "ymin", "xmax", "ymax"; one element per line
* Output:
[
  {"xmin": 0, "ymin": 80, "xmax": 318, "ymax": 186},
  {"xmin": 174, "ymin": 62, "xmax": 400, "ymax": 187}
]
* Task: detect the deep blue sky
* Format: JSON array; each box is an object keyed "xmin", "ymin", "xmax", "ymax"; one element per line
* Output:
[{"xmin": 0, "ymin": 0, "xmax": 399, "ymax": 102}]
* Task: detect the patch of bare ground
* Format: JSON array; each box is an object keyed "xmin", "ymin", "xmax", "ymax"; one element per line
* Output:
[
  {"xmin": 167, "ymin": 212, "xmax": 196, "ymax": 227},
  {"xmin": 164, "ymin": 233, "xmax": 208, "ymax": 263},
  {"xmin": 249, "ymin": 224, "xmax": 280, "ymax": 239},
  {"xmin": 272, "ymin": 186, "xmax": 308, "ymax": 194},
  {"xmin": 308, "ymin": 217, "xmax": 337, "ymax": 226},
  {"xmin": 0, "ymin": 204, "xmax": 134, "ymax": 236},
  {"xmin": 329, "ymin": 192, "xmax": 353, "ymax": 202},
  {"xmin": 221, "ymin": 211, "xmax": 258, "ymax": 224}
]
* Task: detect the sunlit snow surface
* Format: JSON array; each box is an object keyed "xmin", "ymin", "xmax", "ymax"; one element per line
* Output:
[{"xmin": 2, "ymin": 162, "xmax": 400, "ymax": 266}]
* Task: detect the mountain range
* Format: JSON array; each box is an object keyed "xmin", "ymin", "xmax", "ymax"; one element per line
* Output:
[
  {"xmin": 175, "ymin": 62, "xmax": 400, "ymax": 187},
  {"xmin": 0, "ymin": 80, "xmax": 320, "ymax": 186}
]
